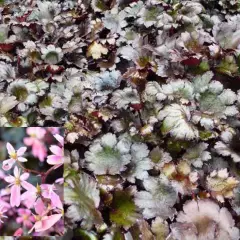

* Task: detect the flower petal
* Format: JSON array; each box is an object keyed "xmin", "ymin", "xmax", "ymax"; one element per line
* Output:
[
  {"xmin": 24, "ymin": 137, "xmax": 34, "ymax": 146},
  {"xmin": 6, "ymin": 142, "xmax": 15, "ymax": 155},
  {"xmin": 35, "ymin": 198, "xmax": 46, "ymax": 215},
  {"xmin": 21, "ymin": 181, "xmax": 36, "ymax": 191},
  {"xmin": 4, "ymin": 175, "xmax": 15, "ymax": 183},
  {"xmin": 54, "ymin": 134, "xmax": 64, "ymax": 146},
  {"xmin": 16, "ymin": 217, "xmax": 23, "ymax": 223},
  {"xmin": 47, "ymin": 155, "xmax": 63, "ymax": 165},
  {"xmin": 21, "ymin": 191, "xmax": 36, "ymax": 208},
  {"xmin": 18, "ymin": 157, "xmax": 28, "ymax": 162},
  {"xmin": 2, "ymin": 159, "xmax": 15, "ymax": 171},
  {"xmin": 36, "ymin": 214, "xmax": 62, "ymax": 232},
  {"xmin": 49, "ymin": 145, "xmax": 62, "ymax": 156},
  {"xmin": 14, "ymin": 166, "xmax": 20, "ymax": 178},
  {"xmin": 17, "ymin": 147, "xmax": 27, "ymax": 156},
  {"xmin": 11, "ymin": 185, "xmax": 21, "ymax": 207},
  {"xmin": 20, "ymin": 172, "xmax": 29, "ymax": 181}
]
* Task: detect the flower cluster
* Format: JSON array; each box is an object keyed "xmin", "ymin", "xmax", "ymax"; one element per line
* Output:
[
  {"xmin": 0, "ymin": 127, "xmax": 63, "ymax": 237},
  {"xmin": 0, "ymin": 0, "xmax": 240, "ymax": 239}
]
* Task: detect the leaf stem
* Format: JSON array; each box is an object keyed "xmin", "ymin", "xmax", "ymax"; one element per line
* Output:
[{"xmin": 16, "ymin": 160, "xmax": 58, "ymax": 183}]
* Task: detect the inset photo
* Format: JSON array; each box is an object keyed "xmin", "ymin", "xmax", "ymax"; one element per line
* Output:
[{"xmin": 0, "ymin": 127, "xmax": 63, "ymax": 237}]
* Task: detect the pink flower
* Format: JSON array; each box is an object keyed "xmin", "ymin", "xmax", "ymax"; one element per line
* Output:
[
  {"xmin": 2, "ymin": 143, "xmax": 27, "ymax": 171},
  {"xmin": 47, "ymin": 134, "xmax": 64, "ymax": 167},
  {"xmin": 26, "ymin": 127, "xmax": 46, "ymax": 139},
  {"xmin": 24, "ymin": 127, "xmax": 47, "ymax": 162},
  {"xmin": 21, "ymin": 183, "xmax": 42, "ymax": 209},
  {"xmin": 0, "ymin": 204, "xmax": 7, "ymax": 223},
  {"xmin": 21, "ymin": 183, "xmax": 62, "ymax": 210},
  {"xmin": 4, "ymin": 166, "xmax": 31, "ymax": 207},
  {"xmin": 29, "ymin": 199, "xmax": 62, "ymax": 233},
  {"xmin": 41, "ymin": 184, "xmax": 62, "ymax": 209},
  {"xmin": 17, "ymin": 208, "xmax": 35, "ymax": 228},
  {"xmin": 14, "ymin": 228, "xmax": 23, "ymax": 236}
]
